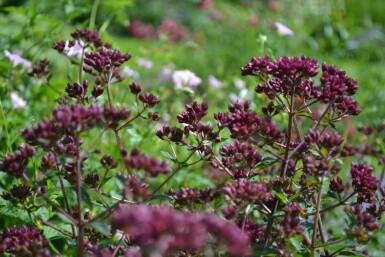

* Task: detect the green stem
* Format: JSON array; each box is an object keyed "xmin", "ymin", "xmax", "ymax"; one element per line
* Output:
[
  {"xmin": 314, "ymin": 237, "xmax": 348, "ymax": 249},
  {"xmin": 311, "ymin": 175, "xmax": 325, "ymax": 256},
  {"xmin": 151, "ymin": 143, "xmax": 202, "ymax": 195},
  {"xmin": 117, "ymin": 107, "xmax": 147, "ymax": 131},
  {"xmin": 0, "ymin": 101, "xmax": 12, "ymax": 153},
  {"xmin": 264, "ymin": 81, "xmax": 297, "ymax": 246},
  {"xmin": 89, "ymin": 0, "xmax": 100, "ymax": 29},
  {"xmin": 78, "ymin": 45, "xmax": 86, "ymax": 83}
]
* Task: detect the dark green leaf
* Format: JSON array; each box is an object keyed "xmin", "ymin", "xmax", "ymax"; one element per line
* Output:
[
  {"xmin": 337, "ymin": 251, "xmax": 367, "ymax": 257},
  {"xmin": 90, "ymin": 220, "xmax": 109, "ymax": 236},
  {"xmin": 150, "ymin": 194, "xmax": 173, "ymax": 201},
  {"xmin": 81, "ymin": 187, "xmax": 92, "ymax": 209},
  {"xmin": 252, "ymin": 247, "xmax": 277, "ymax": 256},
  {"xmin": 255, "ymin": 157, "xmax": 278, "ymax": 169}
]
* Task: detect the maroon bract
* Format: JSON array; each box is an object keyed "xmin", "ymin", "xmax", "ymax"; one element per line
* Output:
[
  {"xmin": 350, "ymin": 163, "xmax": 378, "ymax": 202},
  {"xmin": 111, "ymin": 205, "xmax": 250, "ymax": 256},
  {"xmin": 0, "ymin": 144, "xmax": 35, "ymax": 178},
  {"xmin": 0, "ymin": 225, "xmax": 53, "ymax": 257},
  {"xmin": 124, "ymin": 147, "xmax": 170, "ymax": 177}
]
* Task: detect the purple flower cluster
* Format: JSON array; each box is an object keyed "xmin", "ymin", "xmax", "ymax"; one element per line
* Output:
[
  {"xmin": 319, "ymin": 131, "xmax": 344, "ymax": 150},
  {"xmin": 53, "ymin": 104, "xmax": 103, "ymax": 133},
  {"xmin": 257, "ymin": 117, "xmax": 283, "ymax": 143},
  {"xmin": 334, "ymin": 97, "xmax": 361, "ymax": 116},
  {"xmin": 138, "ymin": 92, "xmax": 160, "ymax": 108},
  {"xmin": 219, "ymin": 141, "xmax": 262, "ymax": 171},
  {"xmin": 21, "ymin": 118, "xmax": 59, "ymax": 147},
  {"xmin": 111, "ymin": 205, "xmax": 250, "ymax": 256},
  {"xmin": 28, "ymin": 58, "xmax": 50, "ymax": 79},
  {"xmin": 2, "ymin": 184, "xmax": 32, "ymax": 203},
  {"xmin": 0, "ymin": 225, "xmax": 53, "ymax": 257},
  {"xmin": 320, "ymin": 63, "xmax": 358, "ymax": 103},
  {"xmin": 223, "ymin": 179, "xmax": 269, "ymax": 205},
  {"xmin": 280, "ymin": 203, "xmax": 304, "ymax": 237},
  {"xmin": 84, "ymin": 48, "xmax": 131, "ymax": 74},
  {"xmin": 168, "ymin": 187, "xmax": 216, "ymax": 206},
  {"xmin": 65, "ymin": 80, "xmax": 89, "ymax": 100},
  {"xmin": 123, "ymin": 147, "xmax": 170, "ymax": 177},
  {"xmin": 100, "ymin": 154, "xmax": 118, "ymax": 170},
  {"xmin": 103, "ymin": 105, "xmax": 131, "ymax": 129},
  {"xmin": 122, "ymin": 175, "xmax": 151, "ymax": 201},
  {"xmin": 350, "ymin": 163, "xmax": 378, "ymax": 202},
  {"xmin": 329, "ymin": 177, "xmax": 344, "ymax": 194},
  {"xmin": 156, "ymin": 125, "xmax": 184, "ymax": 143},
  {"xmin": 215, "ymin": 100, "xmax": 259, "ymax": 140},
  {"xmin": 157, "ymin": 101, "xmax": 219, "ymax": 147},
  {"xmin": 84, "ymin": 172, "xmax": 101, "ymax": 188},
  {"xmin": 53, "ymin": 29, "xmax": 107, "ymax": 54},
  {"xmin": 241, "ymin": 55, "xmax": 271, "ymax": 76},
  {"xmin": 22, "ymin": 104, "xmax": 105, "ymax": 147},
  {"xmin": 268, "ymin": 56, "xmax": 319, "ymax": 80},
  {"xmin": 243, "ymin": 56, "xmax": 319, "ymax": 98},
  {"xmin": 346, "ymin": 205, "xmax": 379, "ymax": 243},
  {"xmin": 241, "ymin": 55, "xmax": 360, "ymax": 113},
  {"xmin": 0, "ymin": 144, "xmax": 35, "ymax": 178},
  {"xmin": 177, "ymin": 101, "xmax": 208, "ymax": 124},
  {"xmin": 237, "ymin": 218, "xmax": 266, "ymax": 242},
  {"xmin": 70, "ymin": 28, "xmax": 106, "ymax": 48}
]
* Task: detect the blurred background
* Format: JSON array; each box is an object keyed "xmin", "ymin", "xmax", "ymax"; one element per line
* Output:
[{"xmin": 1, "ymin": 0, "xmax": 385, "ymax": 123}]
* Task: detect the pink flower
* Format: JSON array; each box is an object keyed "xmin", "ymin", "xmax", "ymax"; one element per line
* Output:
[
  {"xmin": 208, "ymin": 75, "xmax": 223, "ymax": 88},
  {"xmin": 122, "ymin": 66, "xmax": 140, "ymax": 79},
  {"xmin": 172, "ymin": 70, "xmax": 202, "ymax": 89},
  {"xmin": 4, "ymin": 50, "xmax": 31, "ymax": 68},
  {"xmin": 135, "ymin": 57, "xmax": 153, "ymax": 69},
  {"xmin": 10, "ymin": 92, "xmax": 27, "ymax": 109},
  {"xmin": 274, "ymin": 22, "xmax": 294, "ymax": 36},
  {"xmin": 65, "ymin": 40, "xmax": 86, "ymax": 58}
]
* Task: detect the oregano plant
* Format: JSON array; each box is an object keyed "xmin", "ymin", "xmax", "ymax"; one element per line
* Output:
[{"xmin": 0, "ymin": 28, "xmax": 383, "ymax": 257}]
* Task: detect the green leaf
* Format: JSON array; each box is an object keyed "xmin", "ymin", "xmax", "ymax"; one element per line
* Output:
[
  {"xmin": 161, "ymin": 151, "xmax": 176, "ymax": 161},
  {"xmin": 81, "ymin": 187, "xmax": 92, "ymax": 209},
  {"xmin": 49, "ymin": 213, "xmax": 73, "ymax": 225},
  {"xmin": 90, "ymin": 220, "xmax": 110, "ymax": 236},
  {"xmin": 150, "ymin": 194, "xmax": 173, "ymax": 201},
  {"xmin": 0, "ymin": 198, "xmax": 29, "ymax": 221},
  {"xmin": 289, "ymin": 192, "xmax": 303, "ymax": 201},
  {"xmin": 255, "ymin": 157, "xmax": 278, "ymax": 169},
  {"xmin": 251, "ymin": 247, "xmax": 277, "ymax": 256},
  {"xmin": 43, "ymin": 225, "xmax": 72, "ymax": 240},
  {"xmin": 337, "ymin": 251, "xmax": 367, "ymax": 257},
  {"xmin": 124, "ymin": 124, "xmax": 134, "ymax": 130},
  {"xmin": 274, "ymin": 192, "xmax": 288, "ymax": 203},
  {"xmin": 272, "ymin": 210, "xmax": 285, "ymax": 218},
  {"xmin": 290, "ymin": 236, "xmax": 303, "ymax": 251}
]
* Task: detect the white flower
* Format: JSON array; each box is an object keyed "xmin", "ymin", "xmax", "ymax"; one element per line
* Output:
[
  {"xmin": 234, "ymin": 79, "xmax": 246, "ymax": 89},
  {"xmin": 65, "ymin": 40, "xmax": 86, "ymax": 58},
  {"xmin": 158, "ymin": 63, "xmax": 175, "ymax": 82},
  {"xmin": 135, "ymin": 58, "xmax": 153, "ymax": 69},
  {"xmin": 172, "ymin": 70, "xmax": 202, "ymax": 89},
  {"xmin": 208, "ymin": 75, "xmax": 223, "ymax": 88},
  {"xmin": 4, "ymin": 50, "xmax": 32, "ymax": 68},
  {"xmin": 122, "ymin": 66, "xmax": 140, "ymax": 79},
  {"xmin": 10, "ymin": 91, "xmax": 27, "ymax": 109},
  {"xmin": 229, "ymin": 93, "xmax": 241, "ymax": 103},
  {"xmin": 274, "ymin": 22, "xmax": 294, "ymax": 36}
]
